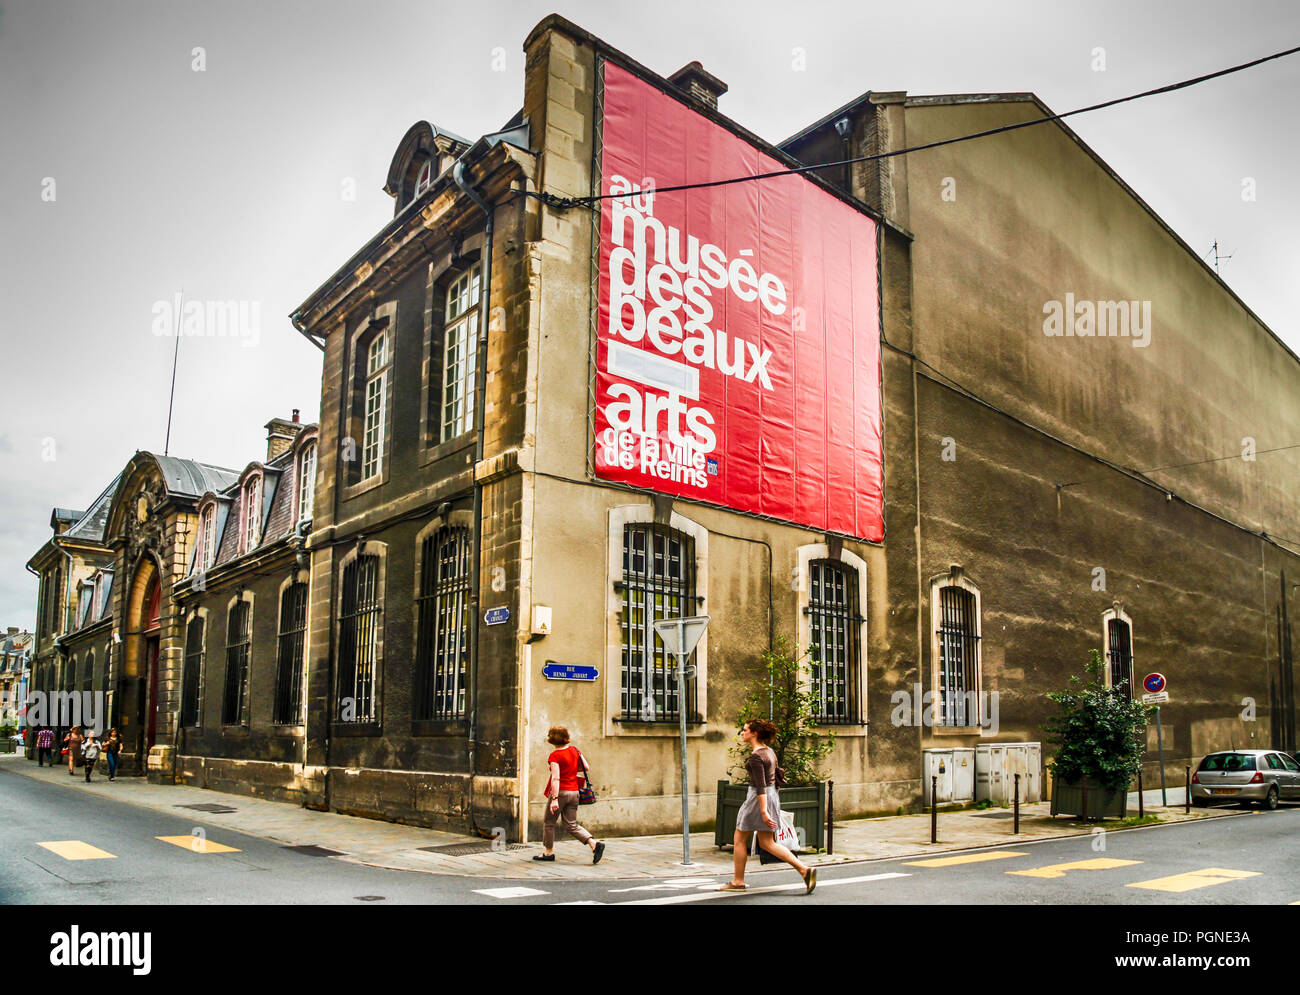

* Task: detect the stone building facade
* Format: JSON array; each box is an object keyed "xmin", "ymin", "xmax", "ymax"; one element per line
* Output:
[{"xmin": 26, "ymin": 14, "xmax": 1299, "ymax": 840}]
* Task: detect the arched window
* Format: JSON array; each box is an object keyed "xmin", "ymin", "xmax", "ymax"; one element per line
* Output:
[
  {"xmin": 338, "ymin": 552, "xmax": 382, "ymax": 723},
  {"xmin": 83, "ymin": 651, "xmax": 94, "ymax": 692},
  {"xmin": 931, "ymin": 569, "xmax": 983, "ymax": 727},
  {"xmin": 297, "ymin": 443, "xmax": 316, "ymax": 524},
  {"xmin": 1103, "ymin": 605, "xmax": 1134, "ymax": 697},
  {"xmin": 222, "ymin": 599, "xmax": 252, "ymax": 726},
  {"xmin": 274, "ymin": 581, "xmax": 308, "ymax": 725},
  {"xmin": 415, "ymin": 527, "xmax": 471, "ymax": 719},
  {"xmin": 413, "ymin": 158, "xmax": 435, "ymax": 200},
  {"xmin": 198, "ymin": 503, "xmax": 217, "ymax": 570},
  {"xmin": 182, "ymin": 615, "xmax": 205, "ymax": 727},
  {"xmin": 441, "ymin": 267, "xmax": 481, "ymax": 442},
  {"xmin": 362, "ymin": 332, "xmax": 389, "ymax": 479},
  {"xmin": 807, "ymin": 559, "xmax": 862, "ymax": 724}
]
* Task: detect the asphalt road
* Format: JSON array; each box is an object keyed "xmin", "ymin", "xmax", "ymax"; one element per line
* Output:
[{"xmin": 2, "ymin": 764, "xmax": 1296, "ymax": 906}]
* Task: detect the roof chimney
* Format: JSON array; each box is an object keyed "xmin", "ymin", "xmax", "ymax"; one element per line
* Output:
[
  {"xmin": 265, "ymin": 415, "xmax": 304, "ymax": 462},
  {"xmin": 668, "ymin": 61, "xmax": 728, "ymax": 112}
]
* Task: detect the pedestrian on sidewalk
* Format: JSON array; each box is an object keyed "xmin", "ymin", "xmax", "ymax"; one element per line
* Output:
[
  {"xmin": 63, "ymin": 726, "xmax": 82, "ymax": 776},
  {"xmin": 103, "ymin": 728, "xmax": 121, "ymax": 781},
  {"xmin": 719, "ymin": 719, "xmax": 816, "ymax": 894},
  {"xmin": 35, "ymin": 726, "xmax": 54, "ymax": 766},
  {"xmin": 534, "ymin": 725, "xmax": 605, "ymax": 865},
  {"xmin": 81, "ymin": 731, "xmax": 101, "ymax": 783}
]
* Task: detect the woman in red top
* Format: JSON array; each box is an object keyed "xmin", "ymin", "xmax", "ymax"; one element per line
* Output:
[{"xmin": 535, "ymin": 726, "xmax": 605, "ymax": 864}]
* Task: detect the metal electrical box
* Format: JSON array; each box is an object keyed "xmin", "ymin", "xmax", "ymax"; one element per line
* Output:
[
  {"xmin": 922, "ymin": 748, "xmax": 976, "ymax": 803},
  {"xmin": 976, "ymin": 743, "xmax": 1042, "ymax": 804}
]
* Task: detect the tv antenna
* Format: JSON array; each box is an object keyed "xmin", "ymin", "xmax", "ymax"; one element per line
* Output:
[{"xmin": 1205, "ymin": 239, "xmax": 1234, "ymax": 275}]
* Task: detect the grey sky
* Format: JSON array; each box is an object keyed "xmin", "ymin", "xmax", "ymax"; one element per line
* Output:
[{"xmin": 3, "ymin": 0, "xmax": 1298, "ymax": 628}]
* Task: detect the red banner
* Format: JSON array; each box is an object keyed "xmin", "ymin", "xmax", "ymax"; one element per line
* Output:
[{"xmin": 594, "ymin": 62, "xmax": 883, "ymax": 541}]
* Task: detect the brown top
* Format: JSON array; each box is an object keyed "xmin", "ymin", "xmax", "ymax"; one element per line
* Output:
[{"xmin": 746, "ymin": 746, "xmax": 777, "ymax": 790}]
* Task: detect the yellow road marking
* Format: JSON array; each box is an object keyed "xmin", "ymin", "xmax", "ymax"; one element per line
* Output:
[
  {"xmin": 36, "ymin": 840, "xmax": 116, "ymax": 861},
  {"xmin": 156, "ymin": 835, "xmax": 241, "ymax": 854},
  {"xmin": 1127, "ymin": 868, "xmax": 1261, "ymax": 893},
  {"xmin": 1008, "ymin": 858, "xmax": 1140, "ymax": 879},
  {"xmin": 906, "ymin": 851, "xmax": 1030, "ymax": 868}
]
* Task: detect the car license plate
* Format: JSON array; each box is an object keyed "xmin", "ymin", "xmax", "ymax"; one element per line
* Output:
[{"xmin": 1210, "ymin": 788, "xmax": 1237, "ymax": 795}]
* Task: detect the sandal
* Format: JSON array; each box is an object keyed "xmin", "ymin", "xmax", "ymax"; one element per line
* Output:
[
  {"xmin": 803, "ymin": 867, "xmax": 817, "ymax": 895},
  {"xmin": 532, "ymin": 853, "xmax": 555, "ymax": 861},
  {"xmin": 716, "ymin": 882, "xmax": 747, "ymax": 892}
]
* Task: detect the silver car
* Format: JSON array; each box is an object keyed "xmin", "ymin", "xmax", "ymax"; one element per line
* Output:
[{"xmin": 1190, "ymin": 750, "xmax": 1300, "ymax": 810}]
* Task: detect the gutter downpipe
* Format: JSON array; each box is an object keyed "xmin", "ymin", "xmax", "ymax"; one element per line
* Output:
[{"xmin": 453, "ymin": 157, "xmax": 495, "ymax": 838}]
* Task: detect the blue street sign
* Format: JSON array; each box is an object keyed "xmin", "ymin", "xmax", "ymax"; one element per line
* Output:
[
  {"xmin": 1143, "ymin": 672, "xmax": 1166, "ymax": 694},
  {"xmin": 484, "ymin": 607, "xmax": 511, "ymax": 626},
  {"xmin": 543, "ymin": 662, "xmax": 599, "ymax": 682}
]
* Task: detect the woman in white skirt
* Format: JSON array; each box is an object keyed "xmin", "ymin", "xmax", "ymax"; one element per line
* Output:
[{"xmin": 718, "ymin": 718, "xmax": 816, "ymax": 893}]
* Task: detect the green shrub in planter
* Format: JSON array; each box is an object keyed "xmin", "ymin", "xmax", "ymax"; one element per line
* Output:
[{"xmin": 1044, "ymin": 650, "xmax": 1153, "ymax": 819}]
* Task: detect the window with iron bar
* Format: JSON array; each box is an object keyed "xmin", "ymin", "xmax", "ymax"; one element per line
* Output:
[
  {"xmin": 181, "ymin": 616, "xmax": 204, "ymax": 727},
  {"xmin": 338, "ymin": 554, "xmax": 381, "ymax": 723},
  {"xmin": 222, "ymin": 601, "xmax": 251, "ymax": 726},
  {"xmin": 1107, "ymin": 618, "xmax": 1133, "ymax": 698},
  {"xmin": 273, "ymin": 583, "xmax": 308, "ymax": 724},
  {"xmin": 415, "ymin": 527, "xmax": 471, "ymax": 720},
  {"xmin": 937, "ymin": 585, "xmax": 980, "ymax": 725},
  {"xmin": 807, "ymin": 559, "xmax": 862, "ymax": 724},
  {"xmin": 619, "ymin": 523, "xmax": 700, "ymax": 724}
]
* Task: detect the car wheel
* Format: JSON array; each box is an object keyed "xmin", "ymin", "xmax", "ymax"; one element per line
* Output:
[{"xmin": 1260, "ymin": 786, "xmax": 1279, "ymax": 811}]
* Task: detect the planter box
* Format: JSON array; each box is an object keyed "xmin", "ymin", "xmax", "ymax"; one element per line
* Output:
[
  {"xmin": 1050, "ymin": 779, "xmax": 1128, "ymax": 820},
  {"xmin": 713, "ymin": 779, "xmax": 827, "ymax": 850}
]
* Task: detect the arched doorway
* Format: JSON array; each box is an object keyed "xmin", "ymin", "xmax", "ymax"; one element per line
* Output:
[
  {"xmin": 143, "ymin": 576, "xmax": 161, "ymax": 749},
  {"xmin": 122, "ymin": 554, "xmax": 163, "ymax": 770}
]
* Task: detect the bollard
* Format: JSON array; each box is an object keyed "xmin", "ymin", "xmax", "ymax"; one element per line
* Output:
[
  {"xmin": 1013, "ymin": 772, "xmax": 1020, "ymax": 835},
  {"xmin": 930, "ymin": 775, "xmax": 938, "ymax": 844},
  {"xmin": 1184, "ymin": 765, "xmax": 1190, "ymax": 814},
  {"xmin": 1137, "ymin": 769, "xmax": 1144, "ymax": 819},
  {"xmin": 826, "ymin": 780, "xmax": 835, "ymax": 855}
]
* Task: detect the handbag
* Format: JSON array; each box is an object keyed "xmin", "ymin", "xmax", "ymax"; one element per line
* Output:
[{"xmin": 576, "ymin": 749, "xmax": 597, "ymax": 805}]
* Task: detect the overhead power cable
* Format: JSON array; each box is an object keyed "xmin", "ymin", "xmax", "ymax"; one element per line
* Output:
[{"xmin": 533, "ymin": 42, "xmax": 1300, "ymax": 210}]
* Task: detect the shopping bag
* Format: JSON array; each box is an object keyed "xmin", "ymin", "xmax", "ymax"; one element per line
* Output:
[{"xmin": 776, "ymin": 811, "xmax": 801, "ymax": 851}]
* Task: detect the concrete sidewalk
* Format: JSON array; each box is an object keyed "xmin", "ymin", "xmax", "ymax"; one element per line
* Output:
[{"xmin": 0, "ymin": 754, "xmax": 1233, "ymax": 881}]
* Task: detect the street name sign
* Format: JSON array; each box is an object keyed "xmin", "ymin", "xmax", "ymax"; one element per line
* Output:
[
  {"xmin": 542, "ymin": 662, "xmax": 599, "ymax": 682},
  {"xmin": 484, "ymin": 607, "xmax": 510, "ymax": 626}
]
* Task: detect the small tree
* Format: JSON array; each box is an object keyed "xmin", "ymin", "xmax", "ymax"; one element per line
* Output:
[
  {"xmin": 1044, "ymin": 650, "xmax": 1153, "ymax": 794},
  {"xmin": 728, "ymin": 636, "xmax": 834, "ymax": 787}
]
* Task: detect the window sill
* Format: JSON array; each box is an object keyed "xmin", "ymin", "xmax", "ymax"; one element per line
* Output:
[
  {"xmin": 930, "ymin": 726, "xmax": 984, "ymax": 736},
  {"xmin": 341, "ymin": 470, "xmax": 388, "ymax": 502},
  {"xmin": 418, "ymin": 433, "xmax": 475, "ymax": 469},
  {"xmin": 331, "ymin": 722, "xmax": 382, "ymax": 738},
  {"xmin": 608, "ymin": 718, "xmax": 708, "ymax": 739},
  {"xmin": 411, "ymin": 718, "xmax": 469, "ymax": 738}
]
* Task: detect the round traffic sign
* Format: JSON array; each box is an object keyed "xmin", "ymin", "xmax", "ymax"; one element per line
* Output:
[{"xmin": 1143, "ymin": 672, "xmax": 1166, "ymax": 694}]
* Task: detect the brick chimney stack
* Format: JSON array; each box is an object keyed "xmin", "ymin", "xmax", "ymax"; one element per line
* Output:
[
  {"xmin": 265, "ymin": 414, "xmax": 304, "ymax": 462},
  {"xmin": 667, "ymin": 61, "xmax": 728, "ymax": 112}
]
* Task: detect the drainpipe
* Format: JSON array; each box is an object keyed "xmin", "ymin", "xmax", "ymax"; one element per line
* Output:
[{"xmin": 453, "ymin": 157, "xmax": 494, "ymax": 838}]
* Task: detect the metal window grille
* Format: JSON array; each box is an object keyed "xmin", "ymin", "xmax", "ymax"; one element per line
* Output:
[
  {"xmin": 1107, "ymin": 618, "xmax": 1133, "ymax": 696},
  {"xmin": 222, "ymin": 601, "xmax": 251, "ymax": 725},
  {"xmin": 937, "ymin": 585, "xmax": 980, "ymax": 725},
  {"xmin": 273, "ymin": 583, "xmax": 308, "ymax": 724},
  {"xmin": 82, "ymin": 652, "xmax": 94, "ymax": 693},
  {"xmin": 362, "ymin": 334, "xmax": 388, "ymax": 479},
  {"xmin": 182, "ymin": 618, "xmax": 204, "ymax": 727},
  {"xmin": 809, "ymin": 560, "xmax": 862, "ymax": 724},
  {"xmin": 441, "ymin": 268, "xmax": 481, "ymax": 442},
  {"xmin": 619, "ymin": 524, "xmax": 699, "ymax": 723},
  {"xmin": 338, "ymin": 554, "xmax": 380, "ymax": 722},
  {"xmin": 415, "ymin": 527, "xmax": 471, "ymax": 720}
]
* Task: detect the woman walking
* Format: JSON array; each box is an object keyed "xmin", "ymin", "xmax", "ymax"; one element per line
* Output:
[
  {"xmin": 103, "ymin": 728, "xmax": 121, "ymax": 781},
  {"xmin": 81, "ymin": 732, "xmax": 101, "ymax": 782},
  {"xmin": 63, "ymin": 726, "xmax": 82, "ymax": 776},
  {"xmin": 534, "ymin": 726, "xmax": 605, "ymax": 864},
  {"xmin": 719, "ymin": 719, "xmax": 816, "ymax": 894}
]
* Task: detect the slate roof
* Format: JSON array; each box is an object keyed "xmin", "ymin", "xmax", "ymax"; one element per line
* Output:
[
  {"xmin": 201, "ymin": 440, "xmax": 311, "ymax": 573},
  {"xmin": 61, "ymin": 474, "xmax": 123, "ymax": 544},
  {"xmin": 153, "ymin": 456, "xmax": 241, "ymax": 500}
]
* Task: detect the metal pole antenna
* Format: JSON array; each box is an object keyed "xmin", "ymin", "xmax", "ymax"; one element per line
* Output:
[
  {"xmin": 164, "ymin": 288, "xmax": 184, "ymax": 456},
  {"xmin": 678, "ymin": 647, "xmax": 691, "ymax": 865}
]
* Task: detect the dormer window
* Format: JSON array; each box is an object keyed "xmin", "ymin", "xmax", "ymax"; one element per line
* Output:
[
  {"xmin": 91, "ymin": 573, "xmax": 103, "ymax": 622},
  {"xmin": 413, "ymin": 158, "xmax": 434, "ymax": 200},
  {"xmin": 298, "ymin": 442, "xmax": 317, "ymax": 524},
  {"xmin": 77, "ymin": 583, "xmax": 93, "ymax": 628},
  {"xmin": 199, "ymin": 503, "xmax": 217, "ymax": 570},
  {"xmin": 242, "ymin": 476, "xmax": 262, "ymax": 553}
]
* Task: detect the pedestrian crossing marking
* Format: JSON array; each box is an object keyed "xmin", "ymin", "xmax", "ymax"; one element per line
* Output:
[
  {"xmin": 474, "ymin": 886, "xmax": 550, "ymax": 899},
  {"xmin": 1126, "ymin": 867, "xmax": 1261, "ymax": 893},
  {"xmin": 156, "ymin": 835, "xmax": 240, "ymax": 854},
  {"xmin": 1008, "ymin": 858, "xmax": 1140, "ymax": 879},
  {"xmin": 36, "ymin": 840, "xmax": 116, "ymax": 861},
  {"xmin": 906, "ymin": 851, "xmax": 1030, "ymax": 868},
  {"xmin": 612, "ymin": 872, "xmax": 910, "ymax": 905}
]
